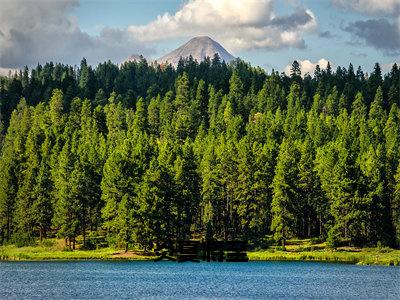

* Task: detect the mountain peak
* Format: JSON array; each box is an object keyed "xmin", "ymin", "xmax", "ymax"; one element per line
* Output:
[
  {"xmin": 189, "ymin": 36, "xmax": 214, "ymax": 42},
  {"xmin": 158, "ymin": 36, "xmax": 235, "ymax": 67}
]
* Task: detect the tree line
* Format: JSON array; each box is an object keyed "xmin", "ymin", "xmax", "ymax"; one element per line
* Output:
[{"xmin": 0, "ymin": 56, "xmax": 399, "ymax": 249}]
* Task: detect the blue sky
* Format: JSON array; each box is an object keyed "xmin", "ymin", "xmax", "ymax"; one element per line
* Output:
[{"xmin": 0, "ymin": 0, "xmax": 399, "ymax": 75}]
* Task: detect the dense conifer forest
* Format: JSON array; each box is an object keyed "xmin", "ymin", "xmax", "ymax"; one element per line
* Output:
[{"xmin": 0, "ymin": 55, "xmax": 399, "ymax": 249}]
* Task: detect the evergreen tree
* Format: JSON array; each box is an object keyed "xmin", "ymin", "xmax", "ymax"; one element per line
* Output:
[
  {"xmin": 0, "ymin": 100, "xmax": 31, "ymax": 242},
  {"xmin": 137, "ymin": 158, "xmax": 177, "ymax": 247},
  {"xmin": 1, "ymin": 56, "xmax": 400, "ymax": 249},
  {"xmin": 271, "ymin": 138, "xmax": 300, "ymax": 245}
]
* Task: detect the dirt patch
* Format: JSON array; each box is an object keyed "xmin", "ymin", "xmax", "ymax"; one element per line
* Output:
[
  {"xmin": 112, "ymin": 250, "xmax": 155, "ymax": 259},
  {"xmin": 336, "ymin": 246, "xmax": 363, "ymax": 252}
]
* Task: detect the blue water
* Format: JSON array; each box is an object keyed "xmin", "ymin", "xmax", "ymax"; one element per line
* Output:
[{"xmin": 0, "ymin": 261, "xmax": 399, "ymax": 299}]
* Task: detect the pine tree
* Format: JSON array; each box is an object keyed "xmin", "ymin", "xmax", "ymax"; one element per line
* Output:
[
  {"xmin": 101, "ymin": 130, "xmax": 151, "ymax": 248},
  {"xmin": 0, "ymin": 100, "xmax": 31, "ymax": 242},
  {"xmin": 79, "ymin": 58, "xmax": 96, "ymax": 100},
  {"xmin": 290, "ymin": 60, "xmax": 302, "ymax": 82},
  {"xmin": 15, "ymin": 104, "xmax": 46, "ymax": 238},
  {"xmin": 173, "ymin": 139, "xmax": 200, "ymax": 239},
  {"xmin": 137, "ymin": 158, "xmax": 177, "ymax": 247},
  {"xmin": 228, "ymin": 70, "xmax": 244, "ymax": 115},
  {"xmin": 32, "ymin": 136, "xmax": 53, "ymax": 241},
  {"xmin": 191, "ymin": 79, "xmax": 208, "ymax": 129},
  {"xmin": 271, "ymin": 138, "xmax": 300, "ymax": 245},
  {"xmin": 147, "ymin": 95, "xmax": 160, "ymax": 136},
  {"xmin": 234, "ymin": 138, "xmax": 272, "ymax": 240},
  {"xmin": 393, "ymin": 163, "xmax": 400, "ymax": 246},
  {"xmin": 173, "ymin": 73, "xmax": 193, "ymax": 140},
  {"xmin": 297, "ymin": 137, "xmax": 327, "ymax": 237},
  {"xmin": 52, "ymin": 140, "xmax": 78, "ymax": 248}
]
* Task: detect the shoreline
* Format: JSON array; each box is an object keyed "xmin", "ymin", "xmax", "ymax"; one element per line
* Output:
[{"xmin": 1, "ymin": 246, "xmax": 399, "ymax": 266}]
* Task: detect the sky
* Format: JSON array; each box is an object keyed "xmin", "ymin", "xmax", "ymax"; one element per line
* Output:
[{"xmin": 0, "ymin": 0, "xmax": 399, "ymax": 76}]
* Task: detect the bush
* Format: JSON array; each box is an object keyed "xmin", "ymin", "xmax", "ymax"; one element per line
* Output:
[
  {"xmin": 63, "ymin": 246, "xmax": 73, "ymax": 252},
  {"xmin": 326, "ymin": 228, "xmax": 340, "ymax": 248},
  {"xmin": 249, "ymin": 236, "xmax": 275, "ymax": 250},
  {"xmin": 310, "ymin": 237, "xmax": 324, "ymax": 245},
  {"xmin": 82, "ymin": 233, "xmax": 108, "ymax": 250},
  {"xmin": 82, "ymin": 237, "xmax": 97, "ymax": 250},
  {"xmin": 106, "ymin": 235, "xmax": 117, "ymax": 248},
  {"xmin": 11, "ymin": 233, "xmax": 36, "ymax": 247},
  {"xmin": 41, "ymin": 239, "xmax": 55, "ymax": 247}
]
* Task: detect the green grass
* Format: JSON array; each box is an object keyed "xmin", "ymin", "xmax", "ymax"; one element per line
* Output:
[
  {"xmin": 249, "ymin": 244, "xmax": 400, "ymax": 266},
  {"xmin": 1, "ymin": 238, "xmax": 399, "ymax": 265},
  {"xmin": 0, "ymin": 239, "xmax": 153, "ymax": 261}
]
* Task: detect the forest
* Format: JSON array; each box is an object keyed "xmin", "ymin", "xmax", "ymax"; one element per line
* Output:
[{"xmin": 0, "ymin": 55, "xmax": 399, "ymax": 250}]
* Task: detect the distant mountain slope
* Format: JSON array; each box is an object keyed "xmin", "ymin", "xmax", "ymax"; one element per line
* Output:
[{"xmin": 157, "ymin": 36, "xmax": 235, "ymax": 66}]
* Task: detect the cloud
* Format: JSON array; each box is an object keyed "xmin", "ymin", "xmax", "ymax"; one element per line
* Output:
[
  {"xmin": 0, "ymin": 67, "xmax": 19, "ymax": 77},
  {"xmin": 0, "ymin": 0, "xmax": 153, "ymax": 69},
  {"xmin": 127, "ymin": 0, "xmax": 318, "ymax": 51},
  {"xmin": 381, "ymin": 62, "xmax": 399, "ymax": 73},
  {"xmin": 284, "ymin": 58, "xmax": 330, "ymax": 76},
  {"xmin": 345, "ymin": 18, "xmax": 400, "ymax": 55},
  {"xmin": 332, "ymin": 0, "xmax": 400, "ymax": 16},
  {"xmin": 318, "ymin": 30, "xmax": 335, "ymax": 38},
  {"xmin": 350, "ymin": 52, "xmax": 368, "ymax": 58}
]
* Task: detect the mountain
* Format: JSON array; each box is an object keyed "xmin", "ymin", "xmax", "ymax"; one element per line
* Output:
[
  {"xmin": 157, "ymin": 36, "xmax": 235, "ymax": 66},
  {"xmin": 126, "ymin": 54, "xmax": 145, "ymax": 62},
  {"xmin": 125, "ymin": 54, "xmax": 154, "ymax": 64}
]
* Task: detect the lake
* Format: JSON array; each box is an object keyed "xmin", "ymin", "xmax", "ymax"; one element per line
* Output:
[{"xmin": 0, "ymin": 261, "xmax": 399, "ymax": 299}]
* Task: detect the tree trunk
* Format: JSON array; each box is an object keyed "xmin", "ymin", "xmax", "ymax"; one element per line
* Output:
[
  {"xmin": 125, "ymin": 243, "xmax": 129, "ymax": 253},
  {"xmin": 224, "ymin": 186, "xmax": 229, "ymax": 241},
  {"xmin": 7, "ymin": 215, "xmax": 10, "ymax": 241},
  {"xmin": 83, "ymin": 227, "xmax": 86, "ymax": 249},
  {"xmin": 319, "ymin": 212, "xmax": 322, "ymax": 237}
]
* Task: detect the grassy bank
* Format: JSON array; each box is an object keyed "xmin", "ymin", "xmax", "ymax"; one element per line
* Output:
[
  {"xmin": 0, "ymin": 239, "xmax": 153, "ymax": 261},
  {"xmin": 248, "ymin": 248, "xmax": 400, "ymax": 266},
  {"xmin": 249, "ymin": 239, "xmax": 400, "ymax": 265},
  {"xmin": 1, "ymin": 239, "xmax": 399, "ymax": 265}
]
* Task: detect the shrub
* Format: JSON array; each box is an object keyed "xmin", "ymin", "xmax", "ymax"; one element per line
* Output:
[
  {"xmin": 82, "ymin": 236, "xmax": 97, "ymax": 250},
  {"xmin": 63, "ymin": 246, "xmax": 73, "ymax": 252},
  {"xmin": 326, "ymin": 229, "xmax": 340, "ymax": 249},
  {"xmin": 41, "ymin": 239, "xmax": 55, "ymax": 247},
  {"xmin": 310, "ymin": 237, "xmax": 324, "ymax": 245},
  {"xmin": 11, "ymin": 233, "xmax": 36, "ymax": 247},
  {"xmin": 82, "ymin": 233, "xmax": 108, "ymax": 250}
]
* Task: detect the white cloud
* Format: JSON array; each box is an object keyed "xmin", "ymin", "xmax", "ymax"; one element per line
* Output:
[
  {"xmin": 0, "ymin": 0, "xmax": 153, "ymax": 69},
  {"xmin": 127, "ymin": 0, "xmax": 318, "ymax": 52},
  {"xmin": 284, "ymin": 59, "xmax": 330, "ymax": 76},
  {"xmin": 332, "ymin": 0, "xmax": 400, "ymax": 15},
  {"xmin": 0, "ymin": 67, "xmax": 19, "ymax": 77},
  {"xmin": 0, "ymin": 0, "xmax": 319, "ymax": 69},
  {"xmin": 381, "ymin": 62, "xmax": 399, "ymax": 72}
]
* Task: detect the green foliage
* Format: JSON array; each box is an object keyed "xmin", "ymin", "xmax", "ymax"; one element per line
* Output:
[
  {"xmin": 326, "ymin": 229, "xmax": 340, "ymax": 248},
  {"xmin": 271, "ymin": 138, "xmax": 300, "ymax": 244},
  {"xmin": 11, "ymin": 233, "xmax": 36, "ymax": 248},
  {"xmin": 0, "ymin": 59, "xmax": 400, "ymax": 250}
]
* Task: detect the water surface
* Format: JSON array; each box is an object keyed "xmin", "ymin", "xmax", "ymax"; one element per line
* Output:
[{"xmin": 0, "ymin": 261, "xmax": 399, "ymax": 299}]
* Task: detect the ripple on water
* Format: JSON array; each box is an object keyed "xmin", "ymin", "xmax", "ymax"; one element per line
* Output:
[{"xmin": 0, "ymin": 261, "xmax": 399, "ymax": 299}]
